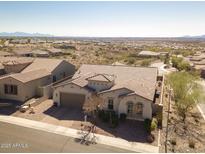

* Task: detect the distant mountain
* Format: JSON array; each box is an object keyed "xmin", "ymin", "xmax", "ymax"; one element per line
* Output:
[
  {"xmin": 182, "ymin": 35, "xmax": 205, "ymax": 38},
  {"xmin": 0, "ymin": 32, "xmax": 54, "ymax": 37}
]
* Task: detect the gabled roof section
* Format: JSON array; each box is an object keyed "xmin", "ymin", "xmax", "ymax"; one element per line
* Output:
[
  {"xmin": 0, "ymin": 69, "xmax": 51, "ymax": 83},
  {"xmin": 21, "ymin": 58, "xmax": 65, "ymax": 73},
  {"xmin": 86, "ymin": 73, "xmax": 115, "ymax": 82}
]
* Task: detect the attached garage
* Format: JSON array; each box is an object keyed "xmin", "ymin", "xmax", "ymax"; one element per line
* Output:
[{"xmin": 60, "ymin": 92, "xmax": 85, "ymax": 108}]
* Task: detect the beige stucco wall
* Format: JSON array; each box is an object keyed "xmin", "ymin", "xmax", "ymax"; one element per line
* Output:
[
  {"xmin": 53, "ymin": 83, "xmax": 91, "ymax": 106},
  {"xmin": 0, "ymin": 75, "xmax": 52, "ymax": 102},
  {"xmin": 98, "ymin": 88, "xmax": 132, "ymax": 112},
  {"xmin": 52, "ymin": 61, "xmax": 75, "ymax": 81},
  {"xmin": 23, "ymin": 75, "xmax": 52, "ymax": 101},
  {"xmin": 52, "ymin": 82, "xmax": 153, "ymax": 120},
  {"xmin": 118, "ymin": 95, "xmax": 153, "ymax": 119},
  {"xmin": 0, "ymin": 77, "xmax": 24, "ymax": 102}
]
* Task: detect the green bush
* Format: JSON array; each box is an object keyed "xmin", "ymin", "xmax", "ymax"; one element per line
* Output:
[
  {"xmin": 127, "ymin": 57, "xmax": 135, "ymax": 64},
  {"xmin": 120, "ymin": 113, "xmax": 127, "ymax": 121},
  {"xmin": 144, "ymin": 119, "xmax": 151, "ymax": 133},
  {"xmin": 110, "ymin": 113, "xmax": 119, "ymax": 128},
  {"xmin": 141, "ymin": 59, "xmax": 151, "ymax": 67},
  {"xmin": 151, "ymin": 118, "xmax": 158, "ymax": 131}
]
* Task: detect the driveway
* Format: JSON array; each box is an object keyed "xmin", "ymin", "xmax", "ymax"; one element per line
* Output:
[{"xmin": 9, "ymin": 99, "xmax": 158, "ymax": 145}]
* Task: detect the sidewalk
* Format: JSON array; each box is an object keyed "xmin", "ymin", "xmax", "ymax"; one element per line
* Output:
[{"xmin": 0, "ymin": 115, "xmax": 159, "ymax": 153}]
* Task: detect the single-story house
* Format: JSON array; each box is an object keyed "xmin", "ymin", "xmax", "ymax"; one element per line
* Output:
[
  {"xmin": 0, "ymin": 69, "xmax": 51, "ymax": 102},
  {"xmin": 0, "ymin": 57, "xmax": 76, "ymax": 102},
  {"xmin": 138, "ymin": 51, "xmax": 160, "ymax": 57},
  {"xmin": 0, "ymin": 51, "xmax": 13, "ymax": 57},
  {"xmin": 53, "ymin": 64, "xmax": 160, "ymax": 120},
  {"xmin": 0, "ymin": 57, "xmax": 34, "ymax": 74},
  {"xmin": 32, "ymin": 50, "xmax": 50, "ymax": 57},
  {"xmin": 13, "ymin": 50, "xmax": 33, "ymax": 57},
  {"xmin": 48, "ymin": 48, "xmax": 64, "ymax": 56}
]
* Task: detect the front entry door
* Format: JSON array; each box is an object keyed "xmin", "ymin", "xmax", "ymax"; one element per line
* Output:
[{"xmin": 127, "ymin": 102, "xmax": 143, "ymax": 119}]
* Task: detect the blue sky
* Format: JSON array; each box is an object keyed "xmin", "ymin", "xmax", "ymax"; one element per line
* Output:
[{"xmin": 0, "ymin": 1, "xmax": 205, "ymax": 37}]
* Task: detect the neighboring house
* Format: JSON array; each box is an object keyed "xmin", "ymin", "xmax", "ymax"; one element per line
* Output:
[
  {"xmin": 21, "ymin": 58, "xmax": 76, "ymax": 82},
  {"xmin": 53, "ymin": 64, "xmax": 161, "ymax": 120},
  {"xmin": 185, "ymin": 54, "xmax": 205, "ymax": 78},
  {"xmin": 138, "ymin": 51, "xmax": 160, "ymax": 57},
  {"xmin": 0, "ymin": 69, "xmax": 51, "ymax": 102},
  {"xmin": 0, "ymin": 57, "xmax": 76, "ymax": 102},
  {"xmin": 138, "ymin": 51, "xmax": 168, "ymax": 58},
  {"xmin": 32, "ymin": 50, "xmax": 50, "ymax": 57},
  {"xmin": 0, "ymin": 51, "xmax": 13, "ymax": 57},
  {"xmin": 48, "ymin": 48, "xmax": 64, "ymax": 56},
  {"xmin": 13, "ymin": 50, "xmax": 33, "ymax": 57}
]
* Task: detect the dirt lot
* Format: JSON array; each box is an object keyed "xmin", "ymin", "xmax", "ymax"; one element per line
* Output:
[
  {"xmin": 160, "ymin": 86, "xmax": 205, "ymax": 153},
  {"xmin": 6, "ymin": 99, "xmax": 159, "ymax": 146}
]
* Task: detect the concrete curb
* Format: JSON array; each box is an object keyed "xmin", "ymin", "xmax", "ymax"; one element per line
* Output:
[{"xmin": 0, "ymin": 115, "xmax": 159, "ymax": 153}]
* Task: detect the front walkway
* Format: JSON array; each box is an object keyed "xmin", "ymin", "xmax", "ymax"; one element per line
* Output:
[{"xmin": 0, "ymin": 115, "xmax": 159, "ymax": 153}]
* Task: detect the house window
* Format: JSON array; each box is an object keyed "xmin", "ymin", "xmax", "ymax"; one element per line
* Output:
[
  {"xmin": 136, "ymin": 103, "xmax": 143, "ymax": 114},
  {"xmin": 108, "ymin": 98, "xmax": 114, "ymax": 110},
  {"xmin": 127, "ymin": 102, "xmax": 133, "ymax": 115},
  {"xmin": 4, "ymin": 84, "xmax": 18, "ymax": 95},
  {"xmin": 53, "ymin": 76, "xmax": 56, "ymax": 82}
]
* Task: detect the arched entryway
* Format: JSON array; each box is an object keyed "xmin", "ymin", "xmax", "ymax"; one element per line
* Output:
[{"xmin": 127, "ymin": 101, "xmax": 143, "ymax": 119}]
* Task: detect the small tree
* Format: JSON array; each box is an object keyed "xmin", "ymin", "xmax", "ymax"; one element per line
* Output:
[
  {"xmin": 167, "ymin": 72, "xmax": 203, "ymax": 123},
  {"xmin": 83, "ymin": 93, "xmax": 103, "ymax": 118}
]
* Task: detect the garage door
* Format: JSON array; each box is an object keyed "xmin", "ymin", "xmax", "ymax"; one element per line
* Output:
[{"xmin": 60, "ymin": 92, "xmax": 85, "ymax": 108}]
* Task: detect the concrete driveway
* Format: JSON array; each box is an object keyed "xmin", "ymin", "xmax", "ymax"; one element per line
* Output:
[{"xmin": 9, "ymin": 99, "xmax": 158, "ymax": 145}]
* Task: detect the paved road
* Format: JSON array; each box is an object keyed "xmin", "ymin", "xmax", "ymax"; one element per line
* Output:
[{"xmin": 0, "ymin": 122, "xmax": 133, "ymax": 153}]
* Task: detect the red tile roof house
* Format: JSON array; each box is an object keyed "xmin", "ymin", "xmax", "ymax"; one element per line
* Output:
[{"xmin": 53, "ymin": 64, "xmax": 162, "ymax": 120}]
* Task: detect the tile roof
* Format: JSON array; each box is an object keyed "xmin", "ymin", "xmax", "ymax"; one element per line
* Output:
[
  {"xmin": 21, "ymin": 58, "xmax": 64, "ymax": 73},
  {"xmin": 0, "ymin": 69, "xmax": 51, "ymax": 83},
  {"xmin": 86, "ymin": 74, "xmax": 115, "ymax": 82},
  {"xmin": 71, "ymin": 64, "xmax": 158, "ymax": 101},
  {"xmin": 0, "ymin": 57, "xmax": 34, "ymax": 65}
]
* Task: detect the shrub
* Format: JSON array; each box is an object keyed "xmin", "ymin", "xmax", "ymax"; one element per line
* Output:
[
  {"xmin": 127, "ymin": 57, "xmax": 135, "ymax": 64},
  {"xmin": 147, "ymin": 134, "xmax": 155, "ymax": 143},
  {"xmin": 141, "ymin": 59, "xmax": 151, "ymax": 67},
  {"xmin": 189, "ymin": 140, "xmax": 195, "ymax": 149},
  {"xmin": 156, "ymin": 112, "xmax": 162, "ymax": 127},
  {"xmin": 72, "ymin": 54, "xmax": 77, "ymax": 59},
  {"xmin": 98, "ymin": 110, "xmax": 109, "ymax": 122},
  {"xmin": 151, "ymin": 118, "xmax": 158, "ymax": 131},
  {"xmin": 98, "ymin": 110, "xmax": 104, "ymax": 119},
  {"xmin": 110, "ymin": 114, "xmax": 119, "ymax": 128},
  {"xmin": 102, "ymin": 111, "xmax": 109, "ymax": 122},
  {"xmin": 144, "ymin": 119, "xmax": 151, "ymax": 133},
  {"xmin": 170, "ymin": 138, "xmax": 177, "ymax": 145},
  {"xmin": 120, "ymin": 113, "xmax": 127, "ymax": 121}
]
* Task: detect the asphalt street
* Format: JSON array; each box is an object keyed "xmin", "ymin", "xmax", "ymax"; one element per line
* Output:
[{"xmin": 0, "ymin": 122, "xmax": 133, "ymax": 153}]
